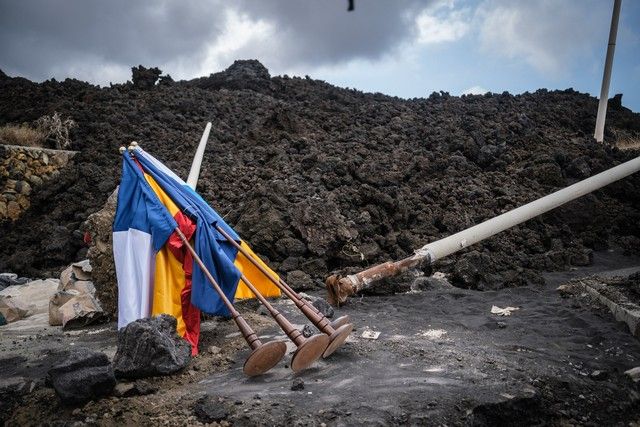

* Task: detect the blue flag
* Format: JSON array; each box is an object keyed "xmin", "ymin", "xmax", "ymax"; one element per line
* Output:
[{"xmin": 133, "ymin": 148, "xmax": 242, "ymax": 316}]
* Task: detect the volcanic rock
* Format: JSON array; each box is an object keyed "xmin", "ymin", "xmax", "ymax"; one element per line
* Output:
[
  {"xmin": 287, "ymin": 270, "xmax": 315, "ymax": 291},
  {"xmin": 131, "ymin": 65, "xmax": 162, "ymax": 89},
  {"xmin": 1, "ymin": 60, "xmax": 639, "ymax": 303},
  {"xmin": 193, "ymin": 396, "xmax": 230, "ymax": 423},
  {"xmin": 191, "ymin": 59, "xmax": 271, "ymax": 92},
  {"xmin": 301, "ymin": 324, "xmax": 314, "ymax": 338},
  {"xmin": 0, "ymin": 273, "xmax": 29, "ymax": 289},
  {"xmin": 0, "ymin": 377, "xmax": 37, "ymax": 424},
  {"xmin": 291, "ymin": 378, "xmax": 305, "ymax": 391},
  {"xmin": 47, "ymin": 348, "xmax": 116, "ymax": 405},
  {"xmin": 566, "ymin": 156, "xmax": 591, "ymax": 179},
  {"xmin": 411, "ymin": 272, "xmax": 452, "ymax": 291},
  {"xmin": 311, "ymin": 297, "xmax": 334, "ymax": 319},
  {"xmin": 113, "ymin": 314, "xmax": 191, "ymax": 379}
]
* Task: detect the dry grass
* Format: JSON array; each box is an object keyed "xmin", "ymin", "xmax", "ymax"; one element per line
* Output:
[
  {"xmin": 611, "ymin": 128, "xmax": 640, "ymax": 152},
  {"xmin": 616, "ymin": 137, "xmax": 640, "ymax": 151},
  {"xmin": 0, "ymin": 124, "xmax": 46, "ymax": 147},
  {"xmin": 0, "ymin": 112, "xmax": 77, "ymax": 149}
]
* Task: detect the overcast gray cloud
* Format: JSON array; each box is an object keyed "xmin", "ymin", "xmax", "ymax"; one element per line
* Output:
[
  {"xmin": 1, "ymin": 0, "xmax": 638, "ymax": 111},
  {"xmin": 476, "ymin": 0, "xmax": 609, "ymax": 74},
  {"xmin": 0, "ymin": 0, "xmax": 428, "ymax": 84},
  {"xmin": 0, "ymin": 0, "xmax": 229, "ymax": 82},
  {"xmin": 235, "ymin": 1, "xmax": 425, "ymax": 65}
]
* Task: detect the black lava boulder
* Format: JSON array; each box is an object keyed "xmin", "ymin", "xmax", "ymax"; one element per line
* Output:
[
  {"xmin": 47, "ymin": 348, "xmax": 116, "ymax": 405},
  {"xmin": 311, "ymin": 297, "xmax": 334, "ymax": 319},
  {"xmin": 193, "ymin": 396, "xmax": 230, "ymax": 423},
  {"xmin": 113, "ymin": 314, "xmax": 191, "ymax": 379}
]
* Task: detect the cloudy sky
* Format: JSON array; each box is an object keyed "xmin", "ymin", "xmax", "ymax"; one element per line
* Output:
[{"xmin": 1, "ymin": 0, "xmax": 639, "ymax": 110}]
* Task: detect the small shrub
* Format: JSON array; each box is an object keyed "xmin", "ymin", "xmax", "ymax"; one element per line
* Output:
[
  {"xmin": 35, "ymin": 112, "xmax": 76, "ymax": 149},
  {"xmin": 0, "ymin": 124, "xmax": 46, "ymax": 147}
]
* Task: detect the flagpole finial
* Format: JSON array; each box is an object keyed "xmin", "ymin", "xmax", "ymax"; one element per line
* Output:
[
  {"xmin": 119, "ymin": 146, "xmax": 126, "ymax": 154},
  {"xmin": 128, "ymin": 141, "xmax": 139, "ymax": 152}
]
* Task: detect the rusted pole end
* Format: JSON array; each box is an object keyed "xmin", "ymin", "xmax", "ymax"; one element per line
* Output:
[{"xmin": 325, "ymin": 274, "xmax": 358, "ymax": 306}]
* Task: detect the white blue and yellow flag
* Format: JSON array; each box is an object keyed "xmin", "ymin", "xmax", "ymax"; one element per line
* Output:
[{"xmin": 113, "ymin": 149, "xmax": 281, "ymax": 355}]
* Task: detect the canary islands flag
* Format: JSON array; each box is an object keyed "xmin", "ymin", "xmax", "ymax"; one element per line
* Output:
[{"xmin": 113, "ymin": 148, "xmax": 281, "ymax": 355}]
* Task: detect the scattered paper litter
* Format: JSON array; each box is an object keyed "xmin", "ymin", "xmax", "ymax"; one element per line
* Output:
[
  {"xmin": 362, "ymin": 330, "xmax": 381, "ymax": 340},
  {"xmin": 491, "ymin": 305, "xmax": 519, "ymax": 316},
  {"xmin": 418, "ymin": 329, "xmax": 447, "ymax": 339}
]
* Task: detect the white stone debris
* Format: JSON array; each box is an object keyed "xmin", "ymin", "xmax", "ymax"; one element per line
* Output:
[{"xmin": 491, "ymin": 305, "xmax": 520, "ymax": 316}]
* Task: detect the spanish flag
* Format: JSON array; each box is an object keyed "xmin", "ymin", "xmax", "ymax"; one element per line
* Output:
[{"xmin": 113, "ymin": 149, "xmax": 281, "ymax": 355}]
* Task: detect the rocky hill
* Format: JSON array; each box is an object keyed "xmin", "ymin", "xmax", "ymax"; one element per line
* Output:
[{"xmin": 1, "ymin": 60, "xmax": 639, "ymax": 292}]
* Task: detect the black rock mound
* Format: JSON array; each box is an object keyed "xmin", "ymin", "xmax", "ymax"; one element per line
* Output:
[
  {"xmin": 113, "ymin": 314, "xmax": 191, "ymax": 379},
  {"xmin": 0, "ymin": 60, "xmax": 639, "ymax": 292}
]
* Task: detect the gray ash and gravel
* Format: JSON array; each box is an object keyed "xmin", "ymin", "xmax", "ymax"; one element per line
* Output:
[
  {"xmin": 1, "ymin": 60, "xmax": 640, "ymax": 297},
  {"xmin": 2, "ymin": 252, "xmax": 640, "ymax": 425}
]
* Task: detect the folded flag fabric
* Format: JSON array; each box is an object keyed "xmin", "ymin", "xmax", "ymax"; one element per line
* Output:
[
  {"xmin": 134, "ymin": 147, "xmax": 281, "ymax": 305},
  {"xmin": 112, "ymin": 153, "xmax": 177, "ymax": 330},
  {"xmin": 113, "ymin": 148, "xmax": 281, "ymax": 355}
]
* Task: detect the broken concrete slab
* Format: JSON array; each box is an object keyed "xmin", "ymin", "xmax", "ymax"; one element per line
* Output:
[
  {"xmin": 59, "ymin": 293, "xmax": 105, "ymax": 329},
  {"xmin": 59, "ymin": 260, "xmax": 93, "ymax": 289},
  {"xmin": 0, "ymin": 279, "xmax": 58, "ymax": 323},
  {"xmin": 48, "ymin": 290, "xmax": 77, "ymax": 326},
  {"xmin": 570, "ymin": 278, "xmax": 640, "ymax": 338},
  {"xmin": 64, "ymin": 280, "xmax": 96, "ymax": 295},
  {"xmin": 49, "ymin": 260, "xmax": 103, "ymax": 328}
]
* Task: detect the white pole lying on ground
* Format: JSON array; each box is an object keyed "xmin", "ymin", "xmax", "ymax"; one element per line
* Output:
[
  {"xmin": 594, "ymin": 0, "xmax": 622, "ymax": 143},
  {"xmin": 327, "ymin": 155, "xmax": 640, "ymax": 305},
  {"xmin": 418, "ymin": 155, "xmax": 639, "ymax": 261},
  {"xmin": 186, "ymin": 122, "xmax": 212, "ymax": 190}
]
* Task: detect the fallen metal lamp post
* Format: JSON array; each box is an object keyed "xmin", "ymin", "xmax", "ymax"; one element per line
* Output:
[
  {"xmin": 215, "ymin": 225, "xmax": 354, "ymax": 358},
  {"xmin": 174, "ymin": 227, "xmax": 287, "ymax": 377},
  {"xmin": 326, "ymin": 155, "xmax": 640, "ymax": 306}
]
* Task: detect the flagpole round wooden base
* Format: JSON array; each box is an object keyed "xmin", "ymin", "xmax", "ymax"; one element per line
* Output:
[
  {"xmin": 322, "ymin": 323, "xmax": 354, "ymax": 358},
  {"xmin": 243, "ymin": 340, "xmax": 288, "ymax": 377},
  {"xmin": 290, "ymin": 334, "xmax": 330, "ymax": 372},
  {"xmin": 330, "ymin": 315, "xmax": 351, "ymax": 330}
]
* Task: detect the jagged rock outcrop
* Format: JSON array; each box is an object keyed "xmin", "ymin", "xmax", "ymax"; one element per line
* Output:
[
  {"xmin": 0, "ymin": 60, "xmax": 639, "ymax": 293},
  {"xmin": 131, "ymin": 65, "xmax": 162, "ymax": 89}
]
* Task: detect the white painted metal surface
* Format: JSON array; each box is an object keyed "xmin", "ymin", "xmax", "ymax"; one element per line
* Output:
[
  {"xmin": 594, "ymin": 0, "xmax": 622, "ymax": 143},
  {"xmin": 186, "ymin": 122, "xmax": 212, "ymax": 190},
  {"xmin": 418, "ymin": 155, "xmax": 640, "ymax": 261}
]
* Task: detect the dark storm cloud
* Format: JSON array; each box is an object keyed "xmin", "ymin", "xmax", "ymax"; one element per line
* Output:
[
  {"xmin": 0, "ymin": 0, "xmax": 226, "ymax": 81},
  {"xmin": 0, "ymin": 0, "xmax": 428, "ymax": 83},
  {"xmin": 236, "ymin": 0, "xmax": 426, "ymax": 65}
]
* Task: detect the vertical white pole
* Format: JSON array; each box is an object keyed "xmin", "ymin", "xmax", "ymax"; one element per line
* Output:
[
  {"xmin": 594, "ymin": 0, "xmax": 622, "ymax": 143},
  {"xmin": 186, "ymin": 122, "xmax": 212, "ymax": 190}
]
